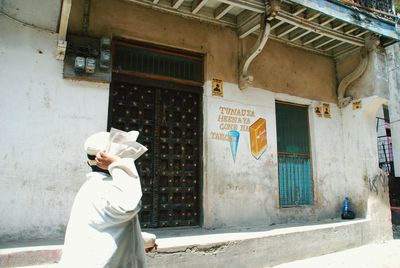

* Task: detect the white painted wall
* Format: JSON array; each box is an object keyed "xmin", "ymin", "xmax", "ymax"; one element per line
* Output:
[
  {"xmin": 348, "ymin": 48, "xmax": 389, "ymax": 101},
  {"xmin": 0, "ymin": 14, "xmax": 110, "ymax": 242},
  {"xmin": 1, "ymin": 0, "xmax": 61, "ymax": 32},
  {"xmin": 0, "ymin": 2, "xmax": 393, "ymax": 241},
  {"xmin": 202, "ymin": 81, "xmax": 350, "ymax": 228},
  {"xmin": 202, "ymin": 78, "xmax": 389, "ymax": 228},
  {"xmin": 386, "ymin": 43, "xmax": 400, "ymax": 177},
  {"xmin": 341, "ymin": 96, "xmax": 392, "ymax": 240}
]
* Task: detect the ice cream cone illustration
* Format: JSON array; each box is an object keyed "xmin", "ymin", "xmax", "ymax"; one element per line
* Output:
[{"xmin": 228, "ymin": 130, "xmax": 240, "ymax": 162}]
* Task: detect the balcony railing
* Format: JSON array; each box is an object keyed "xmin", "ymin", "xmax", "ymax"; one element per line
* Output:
[
  {"xmin": 377, "ymin": 117, "xmax": 395, "ymax": 177},
  {"xmin": 338, "ymin": 0, "xmax": 397, "ymax": 20}
]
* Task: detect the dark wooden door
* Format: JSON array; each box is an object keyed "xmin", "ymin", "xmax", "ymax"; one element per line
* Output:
[{"xmin": 109, "ymin": 81, "xmax": 201, "ymax": 228}]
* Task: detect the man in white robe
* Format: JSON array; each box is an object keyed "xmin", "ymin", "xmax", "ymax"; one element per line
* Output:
[{"xmin": 60, "ymin": 129, "xmax": 151, "ymax": 268}]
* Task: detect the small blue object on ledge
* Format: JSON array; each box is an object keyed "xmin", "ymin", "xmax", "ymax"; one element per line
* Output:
[{"xmin": 341, "ymin": 197, "xmax": 355, "ymax": 220}]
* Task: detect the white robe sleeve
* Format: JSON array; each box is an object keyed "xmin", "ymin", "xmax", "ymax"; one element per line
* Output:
[{"xmin": 106, "ymin": 158, "xmax": 143, "ymax": 215}]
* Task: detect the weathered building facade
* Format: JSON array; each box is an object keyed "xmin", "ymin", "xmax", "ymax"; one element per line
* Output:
[{"xmin": 1, "ymin": 0, "xmax": 400, "ymax": 265}]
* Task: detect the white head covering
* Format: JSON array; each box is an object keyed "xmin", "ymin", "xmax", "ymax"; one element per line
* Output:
[{"xmin": 84, "ymin": 128, "xmax": 147, "ymax": 161}]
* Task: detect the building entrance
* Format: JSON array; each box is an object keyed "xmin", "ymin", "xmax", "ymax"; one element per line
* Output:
[{"xmin": 109, "ymin": 41, "xmax": 203, "ymax": 228}]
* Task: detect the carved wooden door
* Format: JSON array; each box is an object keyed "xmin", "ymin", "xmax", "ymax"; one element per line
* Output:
[{"xmin": 109, "ymin": 81, "xmax": 201, "ymax": 228}]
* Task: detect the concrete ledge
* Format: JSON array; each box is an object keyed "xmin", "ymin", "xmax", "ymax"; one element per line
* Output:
[
  {"xmin": 0, "ymin": 219, "xmax": 375, "ymax": 267},
  {"xmin": 148, "ymin": 219, "xmax": 372, "ymax": 267},
  {"xmin": 0, "ymin": 245, "xmax": 61, "ymax": 268}
]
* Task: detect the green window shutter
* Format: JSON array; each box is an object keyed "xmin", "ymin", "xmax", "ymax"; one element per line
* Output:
[{"xmin": 276, "ymin": 102, "xmax": 312, "ymax": 206}]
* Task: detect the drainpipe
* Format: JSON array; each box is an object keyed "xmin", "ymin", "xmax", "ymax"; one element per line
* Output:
[
  {"xmin": 239, "ymin": 0, "xmax": 281, "ymax": 90},
  {"xmin": 56, "ymin": 0, "xmax": 72, "ymax": 60}
]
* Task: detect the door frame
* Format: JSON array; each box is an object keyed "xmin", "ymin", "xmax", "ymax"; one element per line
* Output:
[
  {"xmin": 275, "ymin": 100, "xmax": 314, "ymax": 207},
  {"xmin": 107, "ymin": 75, "xmax": 204, "ymax": 228}
]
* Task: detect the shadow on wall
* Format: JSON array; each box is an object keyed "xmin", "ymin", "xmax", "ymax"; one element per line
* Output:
[
  {"xmin": 393, "ymin": 224, "xmax": 400, "ymax": 239},
  {"xmin": 390, "ymin": 176, "xmax": 400, "ymax": 239}
]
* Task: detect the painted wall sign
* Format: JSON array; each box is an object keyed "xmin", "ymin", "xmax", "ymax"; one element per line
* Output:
[
  {"xmin": 352, "ymin": 100, "xmax": 362, "ymax": 110},
  {"xmin": 323, "ymin": 103, "xmax": 331, "ymax": 118},
  {"xmin": 315, "ymin": 106, "xmax": 323, "ymax": 117},
  {"xmin": 212, "ymin": 78, "xmax": 223, "ymax": 97},
  {"xmin": 210, "ymin": 106, "xmax": 256, "ymax": 141},
  {"xmin": 209, "ymin": 102, "xmax": 267, "ymax": 162}
]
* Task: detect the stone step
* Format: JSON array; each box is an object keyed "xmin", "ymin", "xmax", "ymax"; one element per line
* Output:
[
  {"xmin": 0, "ymin": 219, "xmax": 381, "ymax": 268},
  {"xmin": 0, "ymin": 243, "xmax": 61, "ymax": 268}
]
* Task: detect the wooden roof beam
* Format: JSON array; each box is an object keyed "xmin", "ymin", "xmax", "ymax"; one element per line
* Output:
[
  {"xmin": 356, "ymin": 29, "xmax": 369, "ymax": 37},
  {"xmin": 290, "ymin": 29, "xmax": 311, "ymax": 41},
  {"xmin": 277, "ymin": 25, "xmax": 298, "ymax": 38},
  {"xmin": 216, "ymin": 0, "xmax": 264, "ymax": 13},
  {"xmin": 192, "ymin": 0, "xmax": 209, "ymax": 14},
  {"xmin": 344, "ymin": 26, "xmax": 358, "ymax": 34},
  {"xmin": 320, "ymin": 17, "xmax": 335, "ymax": 26},
  {"xmin": 126, "ymin": 0, "xmax": 236, "ymax": 27},
  {"xmin": 290, "ymin": 15, "xmax": 335, "ymax": 42},
  {"xmin": 333, "ymin": 21, "xmax": 347, "ymax": 31},
  {"xmin": 292, "ymin": 6, "xmax": 306, "ymax": 16},
  {"xmin": 303, "ymin": 34, "xmax": 323, "ymax": 46},
  {"xmin": 215, "ymin": 3, "xmax": 233, "ymax": 19},
  {"xmin": 277, "ymin": 10, "xmax": 364, "ymax": 46},
  {"xmin": 239, "ymin": 14, "xmax": 261, "ymax": 39},
  {"xmin": 305, "ymin": 11, "xmax": 321, "ymax": 21},
  {"xmin": 242, "ymin": 4, "xmax": 309, "ymax": 39},
  {"xmin": 172, "ymin": 0, "xmax": 185, "ymax": 9},
  {"xmin": 315, "ymin": 38, "xmax": 335, "ymax": 49},
  {"xmin": 271, "ymin": 21, "xmax": 285, "ymax": 30},
  {"xmin": 324, "ymin": 41, "xmax": 345, "ymax": 51}
]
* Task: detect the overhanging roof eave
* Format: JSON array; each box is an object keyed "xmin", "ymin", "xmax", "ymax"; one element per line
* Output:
[{"xmin": 288, "ymin": 0, "xmax": 400, "ymax": 41}]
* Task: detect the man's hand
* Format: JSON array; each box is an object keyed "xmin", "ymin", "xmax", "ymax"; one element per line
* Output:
[
  {"xmin": 95, "ymin": 150, "xmax": 120, "ymax": 170},
  {"xmin": 145, "ymin": 243, "xmax": 158, "ymax": 253}
]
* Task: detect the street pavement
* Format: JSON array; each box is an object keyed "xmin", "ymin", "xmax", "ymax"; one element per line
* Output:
[{"xmin": 268, "ymin": 239, "xmax": 400, "ymax": 268}]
